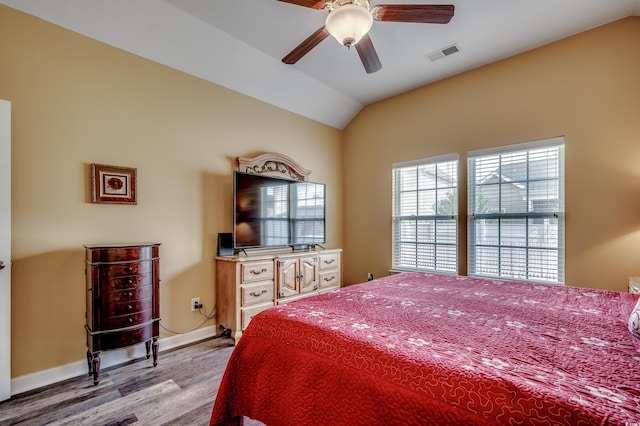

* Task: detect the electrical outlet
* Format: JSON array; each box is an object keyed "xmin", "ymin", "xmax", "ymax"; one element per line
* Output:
[{"xmin": 191, "ymin": 297, "xmax": 201, "ymax": 312}]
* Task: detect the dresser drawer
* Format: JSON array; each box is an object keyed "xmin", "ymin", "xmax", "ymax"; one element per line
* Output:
[
  {"xmin": 241, "ymin": 282, "xmax": 274, "ymax": 307},
  {"xmin": 103, "ymin": 309, "xmax": 152, "ymax": 329},
  {"xmin": 104, "ymin": 297, "xmax": 152, "ymax": 317},
  {"xmin": 319, "ymin": 270, "xmax": 340, "ymax": 290},
  {"xmin": 86, "ymin": 245, "xmax": 158, "ymax": 263},
  {"xmin": 104, "ymin": 273, "xmax": 151, "ymax": 291},
  {"xmin": 100, "ymin": 262, "xmax": 152, "ymax": 278},
  {"xmin": 319, "ymin": 252, "xmax": 340, "ymax": 271},
  {"xmin": 98, "ymin": 325, "xmax": 154, "ymax": 351},
  {"xmin": 240, "ymin": 261, "xmax": 274, "ymax": 284},
  {"xmin": 241, "ymin": 304, "xmax": 272, "ymax": 330},
  {"xmin": 102, "ymin": 285, "xmax": 153, "ymax": 304}
]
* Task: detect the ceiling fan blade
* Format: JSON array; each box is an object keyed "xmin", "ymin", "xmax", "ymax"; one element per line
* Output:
[
  {"xmin": 355, "ymin": 34, "xmax": 382, "ymax": 74},
  {"xmin": 277, "ymin": 0, "xmax": 327, "ymax": 10},
  {"xmin": 372, "ymin": 4, "xmax": 454, "ymax": 24},
  {"xmin": 282, "ymin": 27, "xmax": 330, "ymax": 64}
]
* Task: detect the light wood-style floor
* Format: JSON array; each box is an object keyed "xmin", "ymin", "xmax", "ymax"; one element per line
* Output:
[{"xmin": 0, "ymin": 337, "xmax": 236, "ymax": 425}]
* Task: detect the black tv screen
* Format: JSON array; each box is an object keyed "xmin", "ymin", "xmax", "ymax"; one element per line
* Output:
[{"xmin": 233, "ymin": 172, "xmax": 326, "ymax": 249}]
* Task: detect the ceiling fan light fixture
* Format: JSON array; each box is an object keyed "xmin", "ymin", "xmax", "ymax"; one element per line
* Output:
[{"xmin": 325, "ymin": 2, "xmax": 373, "ymax": 48}]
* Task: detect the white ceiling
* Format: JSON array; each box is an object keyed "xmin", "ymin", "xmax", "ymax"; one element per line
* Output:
[{"xmin": 2, "ymin": 0, "xmax": 639, "ymax": 129}]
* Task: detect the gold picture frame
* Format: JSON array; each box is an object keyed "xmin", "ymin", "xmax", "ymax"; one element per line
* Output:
[{"xmin": 90, "ymin": 163, "xmax": 137, "ymax": 204}]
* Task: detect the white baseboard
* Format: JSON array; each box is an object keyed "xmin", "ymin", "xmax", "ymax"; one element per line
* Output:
[{"xmin": 10, "ymin": 325, "xmax": 218, "ymax": 396}]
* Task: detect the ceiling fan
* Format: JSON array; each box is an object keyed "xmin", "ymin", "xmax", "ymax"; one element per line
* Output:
[{"xmin": 278, "ymin": 0, "xmax": 455, "ymax": 74}]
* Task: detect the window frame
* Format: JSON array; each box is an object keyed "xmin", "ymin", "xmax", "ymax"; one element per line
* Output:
[
  {"xmin": 467, "ymin": 137, "xmax": 565, "ymax": 284},
  {"xmin": 392, "ymin": 154, "xmax": 459, "ymax": 273}
]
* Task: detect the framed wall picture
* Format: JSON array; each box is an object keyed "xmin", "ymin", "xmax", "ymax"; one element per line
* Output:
[{"xmin": 90, "ymin": 164, "xmax": 137, "ymax": 204}]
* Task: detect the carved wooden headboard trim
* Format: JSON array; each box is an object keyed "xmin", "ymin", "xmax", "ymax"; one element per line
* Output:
[{"xmin": 236, "ymin": 152, "xmax": 311, "ymax": 181}]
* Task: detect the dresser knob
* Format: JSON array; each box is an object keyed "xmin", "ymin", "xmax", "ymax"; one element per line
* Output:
[
  {"xmin": 128, "ymin": 279, "xmax": 133, "ymax": 284},
  {"xmin": 126, "ymin": 267, "xmax": 133, "ymax": 272},
  {"xmin": 127, "ymin": 305, "xmax": 133, "ymax": 311},
  {"xmin": 128, "ymin": 318, "xmax": 133, "ymax": 323},
  {"xmin": 127, "ymin": 292, "xmax": 133, "ymax": 297}
]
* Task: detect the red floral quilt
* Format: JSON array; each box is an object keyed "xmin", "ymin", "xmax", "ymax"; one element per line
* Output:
[{"xmin": 210, "ymin": 272, "xmax": 640, "ymax": 425}]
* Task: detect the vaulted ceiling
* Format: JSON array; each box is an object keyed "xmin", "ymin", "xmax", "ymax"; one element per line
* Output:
[{"xmin": 2, "ymin": 0, "xmax": 639, "ymax": 129}]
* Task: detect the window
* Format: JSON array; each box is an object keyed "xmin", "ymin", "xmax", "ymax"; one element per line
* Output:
[
  {"xmin": 392, "ymin": 155, "xmax": 458, "ymax": 272},
  {"xmin": 290, "ymin": 182, "xmax": 326, "ymax": 245},
  {"xmin": 468, "ymin": 138, "xmax": 564, "ymax": 283},
  {"xmin": 261, "ymin": 182, "xmax": 289, "ymax": 247}
]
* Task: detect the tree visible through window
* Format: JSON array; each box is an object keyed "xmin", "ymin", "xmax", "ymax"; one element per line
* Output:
[
  {"xmin": 392, "ymin": 155, "xmax": 458, "ymax": 272},
  {"xmin": 468, "ymin": 138, "xmax": 565, "ymax": 284}
]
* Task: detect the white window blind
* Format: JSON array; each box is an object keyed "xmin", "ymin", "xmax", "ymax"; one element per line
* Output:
[
  {"xmin": 468, "ymin": 137, "xmax": 565, "ymax": 284},
  {"xmin": 291, "ymin": 182, "xmax": 325, "ymax": 244},
  {"xmin": 392, "ymin": 155, "xmax": 458, "ymax": 272},
  {"xmin": 261, "ymin": 183, "xmax": 289, "ymax": 247}
]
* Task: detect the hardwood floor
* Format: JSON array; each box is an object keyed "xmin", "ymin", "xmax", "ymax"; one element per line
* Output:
[{"xmin": 0, "ymin": 337, "xmax": 237, "ymax": 425}]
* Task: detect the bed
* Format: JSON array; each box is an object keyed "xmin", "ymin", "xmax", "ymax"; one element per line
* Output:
[{"xmin": 210, "ymin": 272, "xmax": 640, "ymax": 425}]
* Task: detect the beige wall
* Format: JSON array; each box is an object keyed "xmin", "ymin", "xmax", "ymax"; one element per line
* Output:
[
  {"xmin": 343, "ymin": 17, "xmax": 640, "ymax": 291},
  {"xmin": 0, "ymin": 5, "xmax": 343, "ymax": 377}
]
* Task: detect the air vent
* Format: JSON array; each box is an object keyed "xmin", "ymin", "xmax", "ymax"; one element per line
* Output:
[{"xmin": 425, "ymin": 43, "xmax": 460, "ymax": 62}]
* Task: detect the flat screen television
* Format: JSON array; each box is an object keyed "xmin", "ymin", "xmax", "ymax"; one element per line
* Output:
[{"xmin": 233, "ymin": 171, "xmax": 326, "ymax": 250}]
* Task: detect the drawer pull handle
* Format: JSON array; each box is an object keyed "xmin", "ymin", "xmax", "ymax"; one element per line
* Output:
[
  {"xmin": 249, "ymin": 268, "xmax": 267, "ymax": 275},
  {"xmin": 323, "ymin": 259, "xmax": 335, "ymax": 264},
  {"xmin": 128, "ymin": 318, "xmax": 133, "ymax": 323},
  {"xmin": 323, "ymin": 276, "xmax": 335, "ymax": 282},
  {"xmin": 128, "ymin": 279, "xmax": 133, "ymax": 284},
  {"xmin": 313, "ymin": 285, "xmax": 318, "ymax": 290},
  {"xmin": 127, "ymin": 305, "xmax": 133, "ymax": 311},
  {"xmin": 126, "ymin": 267, "xmax": 133, "ymax": 272},
  {"xmin": 250, "ymin": 290, "xmax": 268, "ymax": 297},
  {"xmin": 127, "ymin": 292, "xmax": 133, "ymax": 297}
]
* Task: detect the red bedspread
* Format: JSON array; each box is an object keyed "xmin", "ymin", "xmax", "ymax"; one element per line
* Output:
[{"xmin": 210, "ymin": 272, "xmax": 640, "ymax": 425}]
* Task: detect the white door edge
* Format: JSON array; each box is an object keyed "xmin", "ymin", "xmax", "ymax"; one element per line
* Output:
[{"xmin": 0, "ymin": 99, "xmax": 12, "ymax": 401}]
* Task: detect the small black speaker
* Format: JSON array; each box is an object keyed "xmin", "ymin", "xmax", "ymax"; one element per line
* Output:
[{"xmin": 217, "ymin": 233, "xmax": 233, "ymax": 256}]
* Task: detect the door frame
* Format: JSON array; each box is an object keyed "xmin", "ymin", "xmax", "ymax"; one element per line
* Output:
[{"xmin": 0, "ymin": 99, "xmax": 11, "ymax": 401}]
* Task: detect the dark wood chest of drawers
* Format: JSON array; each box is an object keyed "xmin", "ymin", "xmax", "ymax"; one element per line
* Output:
[{"xmin": 84, "ymin": 243, "xmax": 160, "ymax": 385}]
